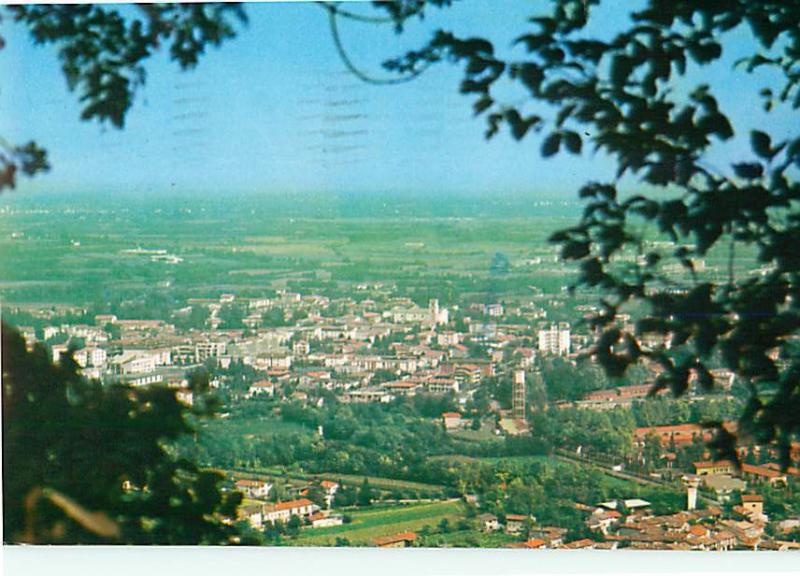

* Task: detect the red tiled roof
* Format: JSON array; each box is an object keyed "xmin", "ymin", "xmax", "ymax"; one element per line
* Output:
[
  {"xmin": 269, "ymin": 498, "xmax": 314, "ymax": 512},
  {"xmin": 235, "ymin": 479, "xmax": 266, "ymax": 488},
  {"xmin": 507, "ymin": 538, "xmax": 546, "ymax": 549},
  {"xmin": 694, "ymin": 460, "xmax": 735, "ymax": 470},
  {"xmin": 741, "ymin": 463, "xmax": 785, "ymax": 478},
  {"xmin": 442, "ymin": 412, "xmax": 461, "ymax": 419},
  {"xmin": 689, "ymin": 525, "xmax": 708, "ymax": 537},
  {"xmin": 374, "ymin": 532, "xmax": 417, "ymax": 546},
  {"xmin": 741, "ymin": 494, "xmax": 764, "ymax": 503}
]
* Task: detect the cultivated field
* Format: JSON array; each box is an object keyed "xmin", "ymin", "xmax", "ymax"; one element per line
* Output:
[{"xmin": 291, "ymin": 500, "xmax": 465, "ymax": 546}]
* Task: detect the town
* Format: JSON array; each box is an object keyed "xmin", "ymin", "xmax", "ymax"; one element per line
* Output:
[{"xmin": 7, "ymin": 274, "xmax": 800, "ymax": 550}]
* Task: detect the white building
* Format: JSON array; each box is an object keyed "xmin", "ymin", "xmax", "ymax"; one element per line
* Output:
[
  {"xmin": 246, "ymin": 380, "xmax": 275, "ymax": 398},
  {"xmin": 195, "ymin": 341, "xmax": 227, "ymax": 362},
  {"xmin": 262, "ymin": 499, "xmax": 318, "ymax": 525},
  {"xmin": 538, "ymin": 322, "xmax": 571, "ymax": 356},
  {"xmin": 74, "ymin": 347, "xmax": 107, "ymax": 368},
  {"xmin": 235, "ymin": 479, "xmax": 273, "ymax": 499},
  {"xmin": 437, "ymin": 331, "xmax": 461, "ymax": 347},
  {"xmin": 293, "ymin": 340, "xmax": 310, "ymax": 356},
  {"xmin": 43, "ymin": 326, "xmax": 61, "ymax": 340},
  {"xmin": 109, "ymin": 351, "xmax": 157, "ymax": 375}
]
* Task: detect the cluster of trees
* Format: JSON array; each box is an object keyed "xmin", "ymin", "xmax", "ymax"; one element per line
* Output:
[
  {"xmin": 466, "ymin": 458, "xmax": 682, "ymax": 540},
  {"xmin": 2, "ymin": 324, "xmax": 242, "ymax": 544},
  {"xmin": 525, "ymin": 407, "xmax": 637, "ymax": 460},
  {"xmin": 631, "ymin": 396, "xmax": 743, "ymax": 428}
]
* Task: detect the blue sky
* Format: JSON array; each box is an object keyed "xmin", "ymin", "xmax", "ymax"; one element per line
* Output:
[{"xmin": 0, "ymin": 1, "xmax": 793, "ymax": 198}]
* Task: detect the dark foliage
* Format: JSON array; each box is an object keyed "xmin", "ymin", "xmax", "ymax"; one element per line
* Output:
[
  {"xmin": 2, "ymin": 323, "xmax": 242, "ymax": 544},
  {"xmin": 0, "ymin": 3, "xmax": 247, "ymax": 192},
  {"xmin": 374, "ymin": 0, "xmax": 800, "ymax": 467}
]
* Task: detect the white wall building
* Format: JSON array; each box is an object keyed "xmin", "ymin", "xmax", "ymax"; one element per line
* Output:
[{"xmin": 538, "ymin": 323, "xmax": 571, "ymax": 356}]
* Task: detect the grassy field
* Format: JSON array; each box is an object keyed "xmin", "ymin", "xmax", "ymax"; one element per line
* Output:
[
  {"xmin": 418, "ymin": 529, "xmax": 518, "ymax": 548},
  {"xmin": 227, "ymin": 465, "xmax": 448, "ymax": 493},
  {"xmin": 198, "ymin": 415, "xmax": 310, "ymax": 439},
  {"xmin": 291, "ymin": 500, "xmax": 466, "ymax": 546},
  {"xmin": 0, "ymin": 192, "xmax": 582, "ymax": 307}
]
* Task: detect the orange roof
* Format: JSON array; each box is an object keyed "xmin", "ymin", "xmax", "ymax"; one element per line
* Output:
[
  {"xmin": 507, "ymin": 538, "xmax": 546, "ymax": 549},
  {"xmin": 636, "ymin": 423, "xmax": 703, "ymax": 435},
  {"xmin": 374, "ymin": 531, "xmax": 417, "ymax": 546},
  {"xmin": 741, "ymin": 494, "xmax": 764, "ymax": 503},
  {"xmin": 442, "ymin": 412, "xmax": 461, "ymax": 419},
  {"xmin": 235, "ymin": 479, "xmax": 266, "ymax": 487},
  {"xmin": 320, "ymin": 480, "xmax": 339, "ymax": 489},
  {"xmin": 689, "ymin": 525, "xmax": 708, "ymax": 537},
  {"xmin": 694, "ymin": 460, "xmax": 735, "ymax": 469},
  {"xmin": 506, "ymin": 514, "xmax": 528, "ymax": 522},
  {"xmin": 270, "ymin": 498, "xmax": 314, "ymax": 512},
  {"xmin": 741, "ymin": 463, "xmax": 785, "ymax": 478}
]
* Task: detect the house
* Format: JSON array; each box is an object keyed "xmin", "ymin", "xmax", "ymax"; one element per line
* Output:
[
  {"xmin": 587, "ymin": 509, "xmax": 622, "ymax": 534},
  {"xmin": 530, "ymin": 526, "xmax": 567, "ymax": 547},
  {"xmin": 694, "ymin": 460, "xmax": 735, "ymax": 476},
  {"xmin": 442, "ymin": 412, "xmax": 463, "ymax": 431},
  {"xmin": 504, "ymin": 514, "xmax": 530, "ymax": 534},
  {"xmin": 381, "ymin": 381, "xmax": 421, "ymax": 396},
  {"xmin": 341, "ymin": 389, "xmax": 393, "ymax": 404},
  {"xmin": 374, "ymin": 531, "xmax": 417, "ymax": 548},
  {"xmin": 741, "ymin": 463, "xmax": 787, "ymax": 486},
  {"xmin": 561, "ymin": 538, "xmax": 595, "ymax": 550},
  {"xmin": 320, "ymin": 480, "xmax": 339, "ymax": 508},
  {"xmin": 506, "ymin": 538, "xmax": 547, "ymax": 549},
  {"xmin": 262, "ymin": 498, "xmax": 318, "ymax": 525},
  {"xmin": 741, "ymin": 494, "xmax": 765, "ymax": 517},
  {"xmin": 235, "ymin": 478, "xmax": 272, "ymax": 499},
  {"xmin": 477, "ymin": 513, "xmax": 501, "ymax": 532},
  {"xmin": 309, "ymin": 511, "xmax": 344, "ymax": 528},
  {"xmin": 238, "ymin": 502, "xmax": 264, "ymax": 529},
  {"xmin": 246, "ymin": 380, "xmax": 275, "ymax": 398},
  {"xmin": 293, "ymin": 340, "xmax": 310, "ymax": 356}
]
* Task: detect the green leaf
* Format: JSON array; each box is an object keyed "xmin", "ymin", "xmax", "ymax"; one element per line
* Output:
[
  {"xmin": 541, "ymin": 132, "xmax": 561, "ymax": 157},
  {"xmin": 732, "ymin": 162, "xmax": 763, "ymax": 179},
  {"xmin": 563, "ymin": 131, "xmax": 582, "ymax": 154},
  {"xmin": 750, "ymin": 130, "xmax": 772, "ymax": 159}
]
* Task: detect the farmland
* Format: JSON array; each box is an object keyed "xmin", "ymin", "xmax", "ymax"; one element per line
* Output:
[
  {"xmin": 0, "ymin": 189, "xmax": 762, "ymax": 321},
  {"xmin": 291, "ymin": 500, "xmax": 466, "ymax": 546}
]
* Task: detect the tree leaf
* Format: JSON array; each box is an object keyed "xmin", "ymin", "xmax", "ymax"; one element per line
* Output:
[{"xmin": 541, "ymin": 132, "xmax": 561, "ymax": 157}]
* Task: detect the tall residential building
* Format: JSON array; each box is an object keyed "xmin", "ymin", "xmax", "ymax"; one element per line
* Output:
[
  {"xmin": 512, "ymin": 369, "xmax": 526, "ymax": 422},
  {"xmin": 538, "ymin": 322, "xmax": 571, "ymax": 356}
]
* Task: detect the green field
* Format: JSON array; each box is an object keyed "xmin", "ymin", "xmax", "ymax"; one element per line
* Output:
[
  {"xmin": 418, "ymin": 529, "xmax": 517, "ymax": 548},
  {"xmin": 199, "ymin": 415, "xmax": 310, "ymax": 439},
  {"xmin": 291, "ymin": 500, "xmax": 466, "ymax": 546},
  {"xmin": 227, "ymin": 466, "xmax": 448, "ymax": 494},
  {"xmin": 0, "ymin": 192, "xmax": 583, "ymax": 309}
]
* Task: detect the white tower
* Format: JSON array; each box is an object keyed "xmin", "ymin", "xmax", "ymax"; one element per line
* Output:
[{"xmin": 682, "ymin": 475, "xmax": 700, "ymax": 511}]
